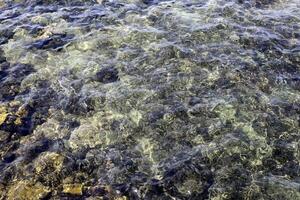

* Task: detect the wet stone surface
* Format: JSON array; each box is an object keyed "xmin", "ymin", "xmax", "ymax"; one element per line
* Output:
[{"xmin": 0, "ymin": 0, "xmax": 299, "ymax": 199}]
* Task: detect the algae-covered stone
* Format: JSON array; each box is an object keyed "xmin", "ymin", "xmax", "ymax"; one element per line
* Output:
[
  {"xmin": 0, "ymin": 105, "xmax": 8, "ymax": 125},
  {"xmin": 0, "ymin": 0, "xmax": 299, "ymax": 199},
  {"xmin": 16, "ymin": 106, "xmax": 28, "ymax": 118},
  {"xmin": 115, "ymin": 196, "xmax": 128, "ymax": 200},
  {"xmin": 0, "ymin": 104, "xmax": 29, "ymax": 126},
  {"xmin": 14, "ymin": 117, "xmax": 22, "ymax": 125},
  {"xmin": 69, "ymin": 124, "xmax": 103, "ymax": 149},
  {"xmin": 63, "ymin": 183, "xmax": 83, "ymax": 195},
  {"xmin": 34, "ymin": 152, "xmax": 64, "ymax": 174},
  {"xmin": 7, "ymin": 180, "xmax": 50, "ymax": 200}
]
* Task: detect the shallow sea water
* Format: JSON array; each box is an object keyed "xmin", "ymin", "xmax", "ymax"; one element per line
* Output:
[{"xmin": 0, "ymin": 0, "xmax": 299, "ymax": 199}]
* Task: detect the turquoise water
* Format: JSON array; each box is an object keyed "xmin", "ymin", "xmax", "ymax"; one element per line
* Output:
[{"xmin": 0, "ymin": 0, "xmax": 299, "ymax": 199}]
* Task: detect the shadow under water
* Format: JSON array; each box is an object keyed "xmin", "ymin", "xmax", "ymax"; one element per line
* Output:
[{"xmin": 0, "ymin": 0, "xmax": 299, "ymax": 199}]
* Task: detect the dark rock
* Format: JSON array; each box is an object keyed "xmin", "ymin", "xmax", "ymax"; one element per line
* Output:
[
  {"xmin": 142, "ymin": 0, "xmax": 159, "ymax": 5},
  {"xmin": 281, "ymin": 161, "xmax": 300, "ymax": 178},
  {"xmin": 0, "ymin": 61, "xmax": 9, "ymax": 71},
  {"xmin": 196, "ymin": 127, "xmax": 210, "ymax": 141},
  {"xmin": 0, "ymin": 83, "xmax": 21, "ymax": 101},
  {"xmin": 63, "ymin": 120, "xmax": 80, "ymax": 130},
  {"xmin": 129, "ymin": 172, "xmax": 148, "ymax": 185},
  {"xmin": 0, "ymin": 49, "xmax": 6, "ymax": 63},
  {"xmin": 148, "ymin": 110, "xmax": 165, "ymax": 123},
  {"xmin": 286, "ymin": 76, "xmax": 300, "ymax": 90},
  {"xmin": 95, "ymin": 67, "xmax": 119, "ymax": 84},
  {"xmin": 262, "ymin": 158, "xmax": 278, "ymax": 171},
  {"xmin": 112, "ymin": 183, "xmax": 131, "ymax": 195},
  {"xmin": 0, "ymin": 105, "xmax": 36, "ymax": 136},
  {"xmin": 188, "ymin": 97, "xmax": 202, "ymax": 106},
  {"xmin": 29, "ymin": 34, "xmax": 74, "ymax": 50},
  {"xmin": 9, "ymin": 63, "xmax": 35, "ymax": 80},
  {"xmin": 0, "ymin": 63, "xmax": 35, "ymax": 101},
  {"xmin": 25, "ymin": 0, "xmax": 96, "ymax": 7},
  {"xmin": 25, "ymin": 138, "xmax": 51, "ymax": 161},
  {"xmin": 0, "ymin": 106, "xmax": 46, "ymax": 138},
  {"xmin": 2, "ymin": 153, "xmax": 16, "ymax": 163},
  {"xmin": 266, "ymin": 115, "xmax": 290, "ymax": 139},
  {"xmin": 144, "ymin": 179, "xmax": 165, "ymax": 197},
  {"xmin": 1, "ymin": 117, "xmax": 27, "ymax": 136},
  {"xmin": 110, "ymin": 120, "xmax": 121, "ymax": 131},
  {"xmin": 0, "ymin": 28, "xmax": 14, "ymax": 45},
  {"xmin": 162, "ymin": 161, "xmax": 213, "ymax": 199},
  {"xmin": 62, "ymin": 94, "xmax": 95, "ymax": 115},
  {"xmin": 0, "ymin": 70, "xmax": 8, "ymax": 81},
  {"xmin": 0, "ymin": 165, "xmax": 16, "ymax": 183},
  {"xmin": 170, "ymin": 103, "xmax": 188, "ymax": 120},
  {"xmin": 86, "ymin": 185, "xmax": 106, "ymax": 196},
  {"xmin": 255, "ymin": 0, "xmax": 277, "ymax": 8},
  {"xmin": 272, "ymin": 140, "xmax": 295, "ymax": 163}
]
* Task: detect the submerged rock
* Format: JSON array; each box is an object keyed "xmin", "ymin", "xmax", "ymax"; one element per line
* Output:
[
  {"xmin": 2, "ymin": 152, "xmax": 16, "ymax": 163},
  {"xmin": 29, "ymin": 34, "xmax": 74, "ymax": 50},
  {"xmin": 95, "ymin": 67, "xmax": 119, "ymax": 84},
  {"xmin": 0, "ymin": 49, "xmax": 6, "ymax": 63},
  {"xmin": 0, "ymin": 70, "xmax": 8, "ymax": 81},
  {"xmin": 6, "ymin": 180, "xmax": 50, "ymax": 200},
  {"xmin": 258, "ymin": 175, "xmax": 300, "ymax": 200},
  {"xmin": 68, "ymin": 124, "xmax": 103, "ymax": 149},
  {"xmin": 0, "ymin": 106, "xmax": 8, "ymax": 125},
  {"xmin": 0, "ymin": 28, "xmax": 14, "ymax": 45},
  {"xmin": 63, "ymin": 183, "xmax": 83, "ymax": 195},
  {"xmin": 34, "ymin": 152, "xmax": 64, "ymax": 174},
  {"xmin": 0, "ymin": 63, "xmax": 35, "ymax": 101},
  {"xmin": 142, "ymin": 0, "xmax": 159, "ymax": 5},
  {"xmin": 0, "ymin": 104, "xmax": 35, "ymax": 136},
  {"xmin": 0, "ymin": 0, "xmax": 299, "ymax": 199}
]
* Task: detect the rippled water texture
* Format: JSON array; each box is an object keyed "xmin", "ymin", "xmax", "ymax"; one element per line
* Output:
[{"xmin": 0, "ymin": 0, "xmax": 299, "ymax": 199}]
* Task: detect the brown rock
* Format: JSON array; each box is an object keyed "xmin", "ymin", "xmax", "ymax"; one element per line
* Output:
[
  {"xmin": 63, "ymin": 183, "xmax": 83, "ymax": 195},
  {"xmin": 0, "ymin": 105, "xmax": 8, "ymax": 125},
  {"xmin": 34, "ymin": 152, "xmax": 64, "ymax": 174},
  {"xmin": 7, "ymin": 180, "xmax": 50, "ymax": 200}
]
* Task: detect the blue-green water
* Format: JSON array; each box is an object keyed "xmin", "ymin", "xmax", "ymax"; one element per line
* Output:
[{"xmin": 0, "ymin": 0, "xmax": 299, "ymax": 199}]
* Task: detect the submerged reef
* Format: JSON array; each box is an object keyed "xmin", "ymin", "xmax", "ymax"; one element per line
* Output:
[{"xmin": 0, "ymin": 0, "xmax": 299, "ymax": 199}]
